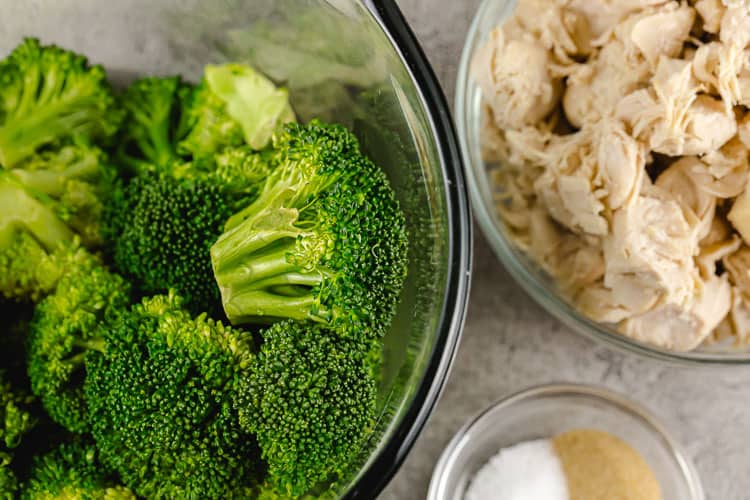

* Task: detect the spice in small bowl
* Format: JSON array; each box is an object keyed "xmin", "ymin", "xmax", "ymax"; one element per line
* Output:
[
  {"xmin": 428, "ymin": 384, "xmax": 703, "ymax": 500},
  {"xmin": 465, "ymin": 428, "xmax": 661, "ymax": 500}
]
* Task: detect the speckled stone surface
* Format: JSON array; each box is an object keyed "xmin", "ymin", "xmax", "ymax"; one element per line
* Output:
[{"xmin": 381, "ymin": 1, "xmax": 750, "ymax": 499}]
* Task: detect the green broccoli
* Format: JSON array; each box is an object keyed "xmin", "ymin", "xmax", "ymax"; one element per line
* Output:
[
  {"xmin": 116, "ymin": 76, "xmax": 194, "ymax": 174},
  {"xmin": 1, "ymin": 372, "xmax": 36, "ymax": 454},
  {"xmin": 6, "ymin": 144, "xmax": 117, "ymax": 245},
  {"xmin": 0, "ymin": 452, "xmax": 16, "ymax": 500},
  {"xmin": 237, "ymin": 320, "xmax": 379, "ymax": 497},
  {"xmin": 103, "ymin": 174, "xmax": 233, "ymax": 314},
  {"xmin": 176, "ymin": 80, "xmax": 243, "ymax": 160},
  {"xmin": 0, "ymin": 38, "xmax": 122, "ymax": 168},
  {"xmin": 0, "ymin": 235, "xmax": 91, "ymax": 304},
  {"xmin": 27, "ymin": 253, "xmax": 131, "ymax": 434},
  {"xmin": 0, "ymin": 143, "xmax": 118, "ymax": 301},
  {"xmin": 210, "ymin": 120, "xmax": 408, "ymax": 334},
  {"xmin": 204, "ymin": 145, "xmax": 273, "ymax": 200},
  {"xmin": 178, "ymin": 63, "xmax": 294, "ymax": 158},
  {"xmin": 0, "ymin": 370, "xmax": 36, "ymax": 500},
  {"xmin": 85, "ymin": 292, "xmax": 260, "ymax": 498},
  {"xmin": 20, "ymin": 441, "xmax": 135, "ymax": 500}
]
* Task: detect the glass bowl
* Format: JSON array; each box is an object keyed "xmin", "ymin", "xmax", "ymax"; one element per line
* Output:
[
  {"xmin": 428, "ymin": 384, "xmax": 704, "ymax": 500},
  {"xmin": 0, "ymin": 1, "xmax": 472, "ymax": 497},
  {"xmin": 455, "ymin": 0, "xmax": 750, "ymax": 365}
]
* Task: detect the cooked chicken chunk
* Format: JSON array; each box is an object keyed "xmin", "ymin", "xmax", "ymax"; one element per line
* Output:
[
  {"xmin": 729, "ymin": 189, "xmax": 750, "ymax": 244},
  {"xmin": 695, "ymin": 0, "xmax": 725, "ymax": 33},
  {"xmin": 618, "ymin": 58, "xmax": 737, "ymax": 156},
  {"xmin": 619, "ymin": 275, "xmax": 731, "ymax": 350},
  {"xmin": 563, "ymin": 38, "xmax": 650, "ymax": 127},
  {"xmin": 693, "ymin": 41, "xmax": 746, "ymax": 112},
  {"xmin": 513, "ymin": 0, "xmax": 594, "ymax": 61},
  {"xmin": 472, "ymin": 27, "xmax": 562, "ymax": 130},
  {"xmin": 602, "ymin": 185, "xmax": 698, "ymax": 315},
  {"xmin": 720, "ymin": 2, "xmax": 750, "ymax": 49},
  {"xmin": 626, "ymin": 3, "xmax": 695, "ymax": 66},
  {"xmin": 656, "ymin": 157, "xmax": 717, "ymax": 240},
  {"xmin": 567, "ymin": 0, "xmax": 670, "ymax": 38}
]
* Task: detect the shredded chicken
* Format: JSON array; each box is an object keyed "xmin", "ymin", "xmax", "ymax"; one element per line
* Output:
[
  {"xmin": 602, "ymin": 185, "xmax": 698, "ymax": 315},
  {"xmin": 623, "ymin": 3, "xmax": 695, "ymax": 66},
  {"xmin": 567, "ymin": 0, "xmax": 670, "ymax": 39},
  {"xmin": 655, "ymin": 157, "xmax": 717, "ymax": 240},
  {"xmin": 619, "ymin": 275, "xmax": 731, "ymax": 350},
  {"xmin": 563, "ymin": 38, "xmax": 651, "ymax": 127},
  {"xmin": 720, "ymin": 1, "xmax": 750, "ymax": 49},
  {"xmin": 513, "ymin": 0, "xmax": 594, "ymax": 62},
  {"xmin": 697, "ymin": 215, "xmax": 741, "ymax": 278},
  {"xmin": 617, "ymin": 58, "xmax": 737, "ymax": 156},
  {"xmin": 472, "ymin": 27, "xmax": 562, "ymax": 130},
  {"xmin": 729, "ymin": 189, "xmax": 750, "ymax": 244},
  {"xmin": 740, "ymin": 113, "xmax": 750, "ymax": 148},
  {"xmin": 475, "ymin": 0, "xmax": 750, "ymax": 351},
  {"xmin": 720, "ymin": 286, "xmax": 750, "ymax": 344},
  {"xmin": 693, "ymin": 41, "xmax": 745, "ymax": 112},
  {"xmin": 695, "ymin": 0, "xmax": 725, "ymax": 33}
]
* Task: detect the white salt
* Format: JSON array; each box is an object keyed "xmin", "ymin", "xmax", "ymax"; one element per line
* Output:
[{"xmin": 464, "ymin": 439, "xmax": 569, "ymax": 500}]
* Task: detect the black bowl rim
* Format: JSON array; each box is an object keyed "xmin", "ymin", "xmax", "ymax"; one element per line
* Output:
[{"xmin": 346, "ymin": 1, "xmax": 473, "ymax": 498}]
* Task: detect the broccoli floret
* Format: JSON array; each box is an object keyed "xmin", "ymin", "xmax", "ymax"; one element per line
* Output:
[
  {"xmin": 204, "ymin": 146, "xmax": 273, "ymax": 200},
  {"xmin": 202, "ymin": 64, "xmax": 295, "ymax": 150},
  {"xmin": 8, "ymin": 144, "xmax": 117, "ymax": 246},
  {"xmin": 0, "ymin": 143, "xmax": 118, "ymax": 301},
  {"xmin": 210, "ymin": 120, "xmax": 408, "ymax": 335},
  {"xmin": 176, "ymin": 80, "xmax": 244, "ymax": 159},
  {"xmin": 178, "ymin": 63, "xmax": 294, "ymax": 158},
  {"xmin": 1, "ymin": 459, "xmax": 17, "ymax": 497},
  {"xmin": 1, "ymin": 372, "xmax": 36, "ymax": 454},
  {"xmin": 28, "ymin": 253, "xmax": 131, "ymax": 434},
  {"xmin": 1, "ymin": 452, "xmax": 17, "ymax": 500},
  {"xmin": 85, "ymin": 292, "xmax": 259, "ymax": 498},
  {"xmin": 0, "ymin": 236, "xmax": 93, "ymax": 304},
  {"xmin": 0, "ymin": 38, "xmax": 122, "ymax": 168},
  {"xmin": 237, "ymin": 320, "xmax": 379, "ymax": 497},
  {"xmin": 20, "ymin": 441, "xmax": 134, "ymax": 500},
  {"xmin": 117, "ymin": 76, "xmax": 194, "ymax": 174},
  {"xmin": 0, "ymin": 370, "xmax": 36, "ymax": 500},
  {"xmin": 103, "ymin": 174, "xmax": 233, "ymax": 313}
]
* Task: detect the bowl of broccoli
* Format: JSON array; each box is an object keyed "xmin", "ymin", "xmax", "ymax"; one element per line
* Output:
[{"xmin": 0, "ymin": 0, "xmax": 471, "ymax": 498}]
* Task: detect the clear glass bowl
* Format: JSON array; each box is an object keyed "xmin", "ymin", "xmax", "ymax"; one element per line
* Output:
[
  {"xmin": 428, "ymin": 384, "xmax": 704, "ymax": 500},
  {"xmin": 0, "ymin": 1, "xmax": 472, "ymax": 497},
  {"xmin": 455, "ymin": 0, "xmax": 750, "ymax": 365}
]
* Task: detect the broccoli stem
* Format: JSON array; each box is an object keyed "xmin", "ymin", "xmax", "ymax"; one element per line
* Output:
[
  {"xmin": 0, "ymin": 174, "xmax": 74, "ymax": 249},
  {"xmin": 64, "ymin": 352, "xmax": 87, "ymax": 367},
  {"xmin": 64, "ymin": 337, "xmax": 105, "ymax": 368},
  {"xmin": 211, "ymin": 227, "xmax": 301, "ymax": 272},
  {"xmin": 0, "ymin": 102, "xmax": 93, "ymax": 167},
  {"xmin": 8, "ymin": 154, "xmax": 100, "ymax": 197},
  {"xmin": 212, "ymin": 207, "xmax": 337, "ymax": 324},
  {"xmin": 73, "ymin": 337, "xmax": 106, "ymax": 352},
  {"xmin": 245, "ymin": 272, "xmax": 323, "ymax": 291},
  {"xmin": 223, "ymin": 290, "xmax": 324, "ymax": 324},
  {"xmin": 138, "ymin": 122, "xmax": 176, "ymax": 168}
]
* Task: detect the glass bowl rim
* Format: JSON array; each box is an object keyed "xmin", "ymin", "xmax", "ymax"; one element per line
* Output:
[
  {"xmin": 454, "ymin": 0, "xmax": 750, "ymax": 366},
  {"xmin": 345, "ymin": 1, "xmax": 474, "ymax": 497},
  {"xmin": 427, "ymin": 382, "xmax": 705, "ymax": 500}
]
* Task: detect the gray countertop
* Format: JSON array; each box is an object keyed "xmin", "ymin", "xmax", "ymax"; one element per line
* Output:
[{"xmin": 381, "ymin": 1, "xmax": 750, "ymax": 499}]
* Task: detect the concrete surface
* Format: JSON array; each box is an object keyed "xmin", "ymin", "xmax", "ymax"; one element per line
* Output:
[{"xmin": 381, "ymin": 1, "xmax": 750, "ymax": 499}]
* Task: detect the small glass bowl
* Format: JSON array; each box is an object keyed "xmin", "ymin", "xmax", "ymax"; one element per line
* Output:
[
  {"xmin": 427, "ymin": 384, "xmax": 704, "ymax": 500},
  {"xmin": 455, "ymin": 0, "xmax": 750, "ymax": 364}
]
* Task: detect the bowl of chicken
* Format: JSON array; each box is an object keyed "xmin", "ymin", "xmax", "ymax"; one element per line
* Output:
[{"xmin": 456, "ymin": 0, "xmax": 750, "ymax": 364}]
